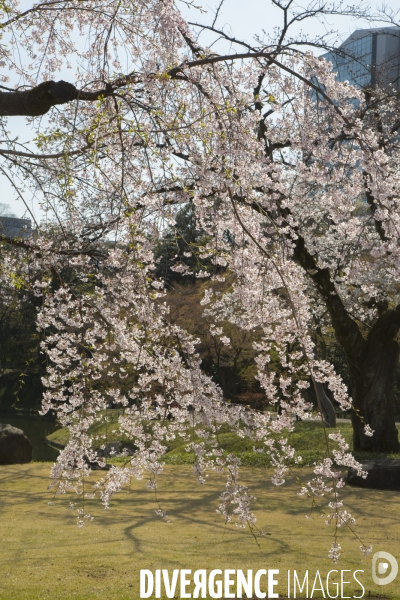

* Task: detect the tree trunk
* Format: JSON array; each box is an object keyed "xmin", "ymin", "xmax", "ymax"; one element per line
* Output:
[
  {"xmin": 350, "ymin": 313, "xmax": 400, "ymax": 452},
  {"xmin": 293, "ymin": 235, "xmax": 400, "ymax": 453}
]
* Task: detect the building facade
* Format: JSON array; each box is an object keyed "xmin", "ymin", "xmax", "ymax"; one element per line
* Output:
[
  {"xmin": 0, "ymin": 216, "xmax": 34, "ymax": 238},
  {"xmin": 322, "ymin": 27, "xmax": 400, "ymax": 89}
]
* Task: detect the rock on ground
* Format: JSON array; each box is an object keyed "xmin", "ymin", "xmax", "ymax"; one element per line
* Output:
[
  {"xmin": 98, "ymin": 440, "xmax": 137, "ymax": 457},
  {"xmin": 0, "ymin": 423, "xmax": 32, "ymax": 464},
  {"xmin": 347, "ymin": 458, "xmax": 400, "ymax": 491}
]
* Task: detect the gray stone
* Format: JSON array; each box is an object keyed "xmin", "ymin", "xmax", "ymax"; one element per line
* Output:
[
  {"xmin": 315, "ymin": 382, "xmax": 336, "ymax": 428},
  {"xmin": 83, "ymin": 456, "xmax": 111, "ymax": 471},
  {"xmin": 121, "ymin": 442, "xmax": 137, "ymax": 456},
  {"xmin": 98, "ymin": 440, "xmax": 136, "ymax": 458},
  {"xmin": 347, "ymin": 458, "xmax": 400, "ymax": 491},
  {"xmin": 0, "ymin": 423, "xmax": 32, "ymax": 464}
]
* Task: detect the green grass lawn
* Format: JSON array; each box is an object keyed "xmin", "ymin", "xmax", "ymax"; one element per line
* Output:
[
  {"xmin": 0, "ymin": 462, "xmax": 399, "ymax": 599},
  {"xmin": 47, "ymin": 417, "xmax": 400, "ymax": 467}
]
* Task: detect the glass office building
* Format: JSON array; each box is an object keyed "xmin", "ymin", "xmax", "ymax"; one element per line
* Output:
[
  {"xmin": 0, "ymin": 216, "xmax": 34, "ymax": 238},
  {"xmin": 322, "ymin": 27, "xmax": 400, "ymax": 89}
]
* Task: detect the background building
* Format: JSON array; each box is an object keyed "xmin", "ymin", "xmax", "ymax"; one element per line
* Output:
[
  {"xmin": 0, "ymin": 216, "xmax": 34, "ymax": 238},
  {"xmin": 322, "ymin": 26, "xmax": 400, "ymax": 89}
]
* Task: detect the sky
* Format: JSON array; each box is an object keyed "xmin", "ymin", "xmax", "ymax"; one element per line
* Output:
[
  {"xmin": 181, "ymin": 0, "xmax": 400, "ymax": 50},
  {"xmin": 4, "ymin": 0, "xmax": 400, "ymax": 219}
]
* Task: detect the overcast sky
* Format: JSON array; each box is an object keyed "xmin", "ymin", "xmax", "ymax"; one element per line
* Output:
[
  {"xmin": 5, "ymin": 0, "xmax": 400, "ymax": 219},
  {"xmin": 181, "ymin": 0, "xmax": 400, "ymax": 50}
]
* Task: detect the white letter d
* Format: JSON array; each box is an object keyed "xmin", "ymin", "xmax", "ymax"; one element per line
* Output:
[{"xmin": 140, "ymin": 570, "xmax": 154, "ymax": 598}]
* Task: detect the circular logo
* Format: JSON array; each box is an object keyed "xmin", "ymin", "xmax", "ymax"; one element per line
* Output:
[{"xmin": 372, "ymin": 552, "xmax": 398, "ymax": 586}]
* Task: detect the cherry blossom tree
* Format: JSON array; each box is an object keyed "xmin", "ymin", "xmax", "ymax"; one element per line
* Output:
[{"xmin": 0, "ymin": 0, "xmax": 397, "ymax": 559}]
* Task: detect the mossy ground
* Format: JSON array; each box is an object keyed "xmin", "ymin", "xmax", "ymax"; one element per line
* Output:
[
  {"xmin": 47, "ymin": 418, "xmax": 400, "ymax": 467},
  {"xmin": 0, "ymin": 463, "xmax": 399, "ymax": 599}
]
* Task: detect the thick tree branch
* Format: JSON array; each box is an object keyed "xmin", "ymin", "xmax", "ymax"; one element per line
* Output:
[
  {"xmin": 292, "ymin": 234, "xmax": 366, "ymax": 364},
  {"xmin": 0, "ymin": 235, "xmax": 106, "ymax": 259},
  {"xmin": 363, "ymin": 171, "xmax": 388, "ymax": 243},
  {"xmin": 0, "ymin": 145, "xmax": 91, "ymax": 159},
  {"xmin": 366, "ymin": 306, "xmax": 400, "ymax": 347},
  {"xmin": 0, "ymin": 48, "xmax": 346, "ymax": 123},
  {"xmin": 0, "ymin": 80, "xmax": 116, "ymax": 117}
]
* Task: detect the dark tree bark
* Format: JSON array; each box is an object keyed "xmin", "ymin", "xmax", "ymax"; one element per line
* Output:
[
  {"xmin": 293, "ymin": 234, "xmax": 400, "ymax": 453},
  {"xmin": 351, "ymin": 309, "xmax": 400, "ymax": 452},
  {"xmin": 0, "ymin": 80, "xmax": 112, "ymax": 117},
  {"xmin": 0, "ymin": 81, "xmax": 78, "ymax": 116}
]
